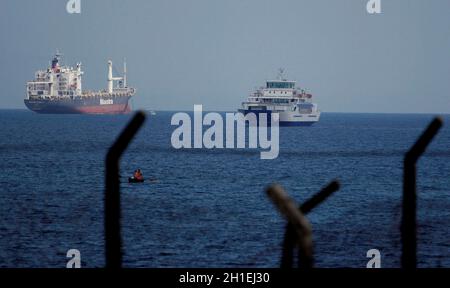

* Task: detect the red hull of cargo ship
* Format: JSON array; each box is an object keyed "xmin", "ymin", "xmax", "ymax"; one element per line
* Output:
[
  {"xmin": 75, "ymin": 104, "xmax": 132, "ymax": 114},
  {"xmin": 24, "ymin": 96, "xmax": 132, "ymax": 114}
]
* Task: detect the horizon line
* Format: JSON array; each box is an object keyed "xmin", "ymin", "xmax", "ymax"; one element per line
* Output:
[{"xmin": 1, "ymin": 108, "xmax": 449, "ymax": 116}]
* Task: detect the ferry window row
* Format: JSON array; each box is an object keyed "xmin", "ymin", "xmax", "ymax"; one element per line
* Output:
[
  {"xmin": 263, "ymin": 99, "xmax": 290, "ymax": 104},
  {"xmin": 266, "ymin": 82, "xmax": 295, "ymax": 89},
  {"xmin": 268, "ymin": 91, "xmax": 290, "ymax": 94}
]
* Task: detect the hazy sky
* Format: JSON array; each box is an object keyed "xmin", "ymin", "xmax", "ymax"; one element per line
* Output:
[{"xmin": 1, "ymin": 0, "xmax": 450, "ymax": 113}]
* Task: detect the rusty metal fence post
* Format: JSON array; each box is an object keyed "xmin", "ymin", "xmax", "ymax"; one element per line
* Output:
[
  {"xmin": 267, "ymin": 180, "xmax": 340, "ymax": 268},
  {"xmin": 280, "ymin": 181, "xmax": 340, "ymax": 268},
  {"xmin": 402, "ymin": 117, "xmax": 442, "ymax": 269},
  {"xmin": 105, "ymin": 111, "xmax": 146, "ymax": 268}
]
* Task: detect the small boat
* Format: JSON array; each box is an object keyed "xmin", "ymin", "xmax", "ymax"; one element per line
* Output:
[{"xmin": 128, "ymin": 177, "xmax": 144, "ymax": 183}]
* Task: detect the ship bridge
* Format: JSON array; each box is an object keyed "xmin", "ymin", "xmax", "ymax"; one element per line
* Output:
[
  {"xmin": 265, "ymin": 80, "xmax": 296, "ymax": 89},
  {"xmin": 261, "ymin": 79, "xmax": 297, "ymax": 98}
]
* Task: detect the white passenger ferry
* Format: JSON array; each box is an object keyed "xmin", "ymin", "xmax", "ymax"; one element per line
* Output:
[{"xmin": 239, "ymin": 70, "xmax": 320, "ymax": 126}]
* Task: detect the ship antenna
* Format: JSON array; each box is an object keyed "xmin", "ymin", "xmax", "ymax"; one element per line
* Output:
[
  {"xmin": 55, "ymin": 49, "xmax": 63, "ymax": 61},
  {"xmin": 278, "ymin": 68, "xmax": 285, "ymax": 80},
  {"xmin": 52, "ymin": 49, "xmax": 63, "ymax": 69}
]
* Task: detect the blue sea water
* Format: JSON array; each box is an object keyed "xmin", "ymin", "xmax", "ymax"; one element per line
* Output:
[{"xmin": 0, "ymin": 110, "xmax": 449, "ymax": 268}]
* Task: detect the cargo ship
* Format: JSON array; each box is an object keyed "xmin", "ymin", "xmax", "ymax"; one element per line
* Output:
[
  {"xmin": 25, "ymin": 51, "xmax": 135, "ymax": 114},
  {"xmin": 239, "ymin": 69, "xmax": 320, "ymax": 126}
]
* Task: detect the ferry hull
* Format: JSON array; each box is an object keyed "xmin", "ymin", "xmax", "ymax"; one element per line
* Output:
[
  {"xmin": 24, "ymin": 96, "xmax": 132, "ymax": 114},
  {"xmin": 238, "ymin": 109, "xmax": 319, "ymax": 126}
]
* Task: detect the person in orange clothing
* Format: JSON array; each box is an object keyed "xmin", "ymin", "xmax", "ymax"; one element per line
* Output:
[{"xmin": 134, "ymin": 169, "xmax": 143, "ymax": 181}]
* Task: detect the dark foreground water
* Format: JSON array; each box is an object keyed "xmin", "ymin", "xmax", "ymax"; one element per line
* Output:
[{"xmin": 0, "ymin": 110, "xmax": 449, "ymax": 268}]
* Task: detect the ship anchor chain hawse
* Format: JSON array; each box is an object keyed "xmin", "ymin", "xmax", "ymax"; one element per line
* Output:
[{"xmin": 25, "ymin": 51, "xmax": 135, "ymax": 114}]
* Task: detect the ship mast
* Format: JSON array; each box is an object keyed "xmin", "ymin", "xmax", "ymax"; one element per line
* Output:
[
  {"xmin": 123, "ymin": 59, "xmax": 127, "ymax": 88},
  {"xmin": 107, "ymin": 61, "xmax": 114, "ymax": 93},
  {"xmin": 277, "ymin": 68, "xmax": 285, "ymax": 80}
]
